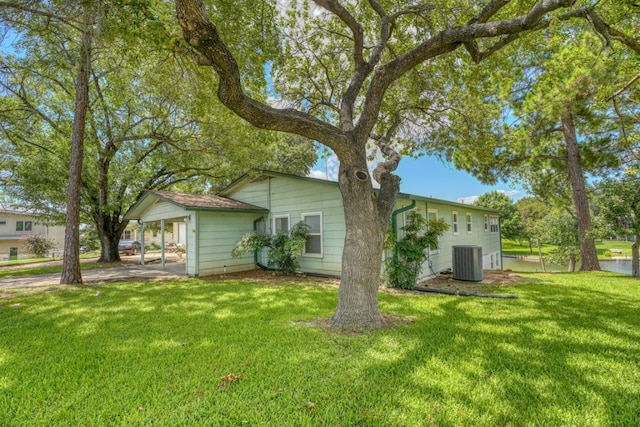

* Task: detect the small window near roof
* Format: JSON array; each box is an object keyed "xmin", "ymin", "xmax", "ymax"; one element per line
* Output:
[{"xmin": 452, "ymin": 211, "xmax": 459, "ymax": 235}]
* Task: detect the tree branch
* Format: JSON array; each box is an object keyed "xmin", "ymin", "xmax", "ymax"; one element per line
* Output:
[
  {"xmin": 0, "ymin": 1, "xmax": 83, "ymax": 31},
  {"xmin": 175, "ymin": 0, "xmax": 349, "ymax": 156}
]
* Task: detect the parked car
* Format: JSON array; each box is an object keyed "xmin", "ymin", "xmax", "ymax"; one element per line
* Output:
[{"xmin": 118, "ymin": 240, "xmax": 141, "ymax": 255}]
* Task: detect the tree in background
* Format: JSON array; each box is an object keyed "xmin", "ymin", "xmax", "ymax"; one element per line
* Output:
[
  {"xmin": 174, "ymin": 0, "xmax": 638, "ymax": 329},
  {"xmin": 421, "ymin": 5, "xmax": 640, "ymax": 273},
  {"xmin": 473, "ymin": 191, "xmax": 521, "ymax": 241},
  {"xmin": 539, "ymin": 209, "xmax": 581, "ymax": 272},
  {"xmin": 516, "ymin": 197, "xmax": 549, "ymax": 271},
  {"xmin": 596, "ymin": 175, "xmax": 640, "ymax": 277},
  {"xmin": 0, "ymin": 1, "xmax": 317, "ymax": 270}
]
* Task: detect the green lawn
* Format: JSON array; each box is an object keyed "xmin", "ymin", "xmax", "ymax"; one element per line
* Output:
[
  {"xmin": 1, "ymin": 273, "xmax": 639, "ymax": 426},
  {"xmin": 503, "ymin": 239, "xmax": 634, "ymax": 258},
  {"xmin": 0, "ymin": 261, "xmax": 116, "ymax": 278}
]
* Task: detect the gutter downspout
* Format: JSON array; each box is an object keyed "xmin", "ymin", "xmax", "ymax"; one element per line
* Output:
[
  {"xmin": 253, "ymin": 216, "xmax": 264, "ymax": 266},
  {"xmin": 391, "ymin": 200, "xmax": 416, "ymax": 265},
  {"xmin": 499, "ymin": 216, "xmax": 503, "ymax": 270}
]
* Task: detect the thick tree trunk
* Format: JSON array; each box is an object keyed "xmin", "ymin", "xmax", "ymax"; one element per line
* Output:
[
  {"xmin": 330, "ymin": 163, "xmax": 387, "ymax": 329},
  {"xmin": 561, "ymin": 112, "xmax": 600, "ymax": 271},
  {"xmin": 632, "ymin": 235, "xmax": 639, "ymax": 278},
  {"xmin": 61, "ymin": 10, "xmax": 92, "ymax": 285},
  {"xmin": 96, "ymin": 216, "xmax": 125, "ymax": 263},
  {"xmin": 536, "ymin": 239, "xmax": 546, "ymax": 272}
]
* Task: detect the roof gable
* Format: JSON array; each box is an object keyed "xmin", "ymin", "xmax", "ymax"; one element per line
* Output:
[{"xmin": 124, "ymin": 190, "xmax": 268, "ymax": 220}]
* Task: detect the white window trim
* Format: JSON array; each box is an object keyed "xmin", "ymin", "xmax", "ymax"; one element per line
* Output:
[
  {"xmin": 490, "ymin": 215, "xmax": 500, "ymax": 233},
  {"xmin": 452, "ymin": 211, "xmax": 459, "ymax": 235},
  {"xmin": 16, "ymin": 220, "xmax": 33, "ymax": 232},
  {"xmin": 302, "ymin": 212, "xmax": 323, "ymax": 257},
  {"xmin": 466, "ymin": 213, "xmax": 473, "ymax": 234},
  {"xmin": 272, "ymin": 214, "xmax": 291, "ymax": 234},
  {"xmin": 484, "ymin": 214, "xmax": 489, "ymax": 232},
  {"xmin": 427, "ymin": 209, "xmax": 440, "ymax": 255}
]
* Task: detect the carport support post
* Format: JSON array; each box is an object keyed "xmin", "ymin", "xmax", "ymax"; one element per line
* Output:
[
  {"xmin": 161, "ymin": 219, "xmax": 165, "ymax": 270},
  {"xmin": 140, "ymin": 222, "xmax": 145, "ymax": 265}
]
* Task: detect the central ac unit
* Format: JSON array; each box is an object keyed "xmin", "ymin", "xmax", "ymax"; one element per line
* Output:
[{"xmin": 452, "ymin": 245, "xmax": 483, "ymax": 282}]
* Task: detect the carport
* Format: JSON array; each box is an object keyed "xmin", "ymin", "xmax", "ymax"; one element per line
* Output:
[{"xmin": 124, "ymin": 190, "xmax": 268, "ymax": 276}]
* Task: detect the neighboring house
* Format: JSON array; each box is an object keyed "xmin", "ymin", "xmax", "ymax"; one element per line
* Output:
[
  {"xmin": 0, "ymin": 209, "xmax": 65, "ymax": 260},
  {"xmin": 124, "ymin": 171, "xmax": 501, "ymax": 278},
  {"xmin": 120, "ymin": 224, "xmax": 181, "ymax": 248}
]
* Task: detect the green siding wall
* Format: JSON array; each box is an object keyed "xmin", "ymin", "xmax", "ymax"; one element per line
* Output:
[
  {"xmin": 231, "ymin": 176, "xmax": 344, "ymax": 276},
  {"xmin": 139, "ymin": 201, "xmax": 187, "ymax": 222},
  {"xmin": 196, "ymin": 212, "xmax": 262, "ymax": 276},
  {"xmin": 231, "ymin": 176, "xmax": 502, "ymax": 279},
  {"xmin": 392, "ymin": 200, "xmax": 501, "ymax": 280}
]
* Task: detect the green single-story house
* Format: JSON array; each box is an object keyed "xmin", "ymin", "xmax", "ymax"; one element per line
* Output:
[{"xmin": 124, "ymin": 170, "xmax": 502, "ymax": 278}]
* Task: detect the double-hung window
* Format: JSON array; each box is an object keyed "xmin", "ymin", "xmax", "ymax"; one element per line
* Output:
[
  {"xmin": 452, "ymin": 211, "xmax": 459, "ymax": 235},
  {"xmin": 466, "ymin": 213, "xmax": 473, "ymax": 234},
  {"xmin": 16, "ymin": 221, "xmax": 32, "ymax": 232},
  {"xmin": 490, "ymin": 216, "xmax": 499, "ymax": 233},
  {"xmin": 302, "ymin": 212, "xmax": 322, "ymax": 256},
  {"xmin": 272, "ymin": 215, "xmax": 290, "ymax": 234},
  {"xmin": 484, "ymin": 215, "xmax": 489, "ymax": 232}
]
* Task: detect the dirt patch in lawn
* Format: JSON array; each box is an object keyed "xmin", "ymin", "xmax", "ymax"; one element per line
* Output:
[
  {"xmin": 203, "ymin": 269, "xmax": 341, "ymax": 287},
  {"xmin": 416, "ymin": 270, "xmax": 526, "ymax": 294},
  {"xmin": 205, "ymin": 268, "xmax": 526, "ymax": 295}
]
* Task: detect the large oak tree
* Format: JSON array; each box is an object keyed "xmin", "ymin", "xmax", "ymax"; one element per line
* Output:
[
  {"xmin": 0, "ymin": 1, "xmax": 316, "ymax": 276},
  {"xmin": 174, "ymin": 0, "xmax": 639, "ymax": 329}
]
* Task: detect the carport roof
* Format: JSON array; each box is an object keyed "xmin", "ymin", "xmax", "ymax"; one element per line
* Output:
[{"xmin": 124, "ymin": 190, "xmax": 269, "ymax": 220}]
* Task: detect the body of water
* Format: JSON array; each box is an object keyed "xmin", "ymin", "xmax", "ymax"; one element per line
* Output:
[{"xmin": 502, "ymin": 256, "xmax": 633, "ymax": 275}]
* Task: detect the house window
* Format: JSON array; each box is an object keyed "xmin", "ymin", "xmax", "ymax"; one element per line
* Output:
[
  {"xmin": 16, "ymin": 221, "xmax": 32, "ymax": 232},
  {"xmin": 490, "ymin": 216, "xmax": 499, "ymax": 233},
  {"xmin": 152, "ymin": 230, "xmax": 158, "ymax": 238},
  {"xmin": 273, "ymin": 215, "xmax": 290, "ymax": 234},
  {"xmin": 427, "ymin": 209, "xmax": 439, "ymax": 254},
  {"xmin": 123, "ymin": 230, "xmax": 132, "ymax": 240},
  {"xmin": 466, "ymin": 213, "xmax": 472, "ymax": 234},
  {"xmin": 0, "ymin": 220, "xmax": 6, "ymax": 226},
  {"xmin": 452, "ymin": 211, "xmax": 459, "ymax": 235},
  {"xmin": 484, "ymin": 215, "xmax": 489, "ymax": 232},
  {"xmin": 302, "ymin": 212, "xmax": 322, "ymax": 256}
]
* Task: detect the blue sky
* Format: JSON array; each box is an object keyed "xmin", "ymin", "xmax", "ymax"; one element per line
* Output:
[{"xmin": 309, "ymin": 153, "xmax": 525, "ymax": 204}]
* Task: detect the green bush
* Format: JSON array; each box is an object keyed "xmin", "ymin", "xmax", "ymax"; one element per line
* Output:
[
  {"xmin": 232, "ymin": 221, "xmax": 310, "ymax": 275},
  {"xmin": 21, "ymin": 234, "xmax": 56, "ymax": 258},
  {"xmin": 384, "ymin": 211, "xmax": 449, "ymax": 289}
]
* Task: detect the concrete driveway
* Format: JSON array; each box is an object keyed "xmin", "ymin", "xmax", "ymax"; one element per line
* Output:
[{"xmin": 0, "ymin": 263, "xmax": 187, "ymax": 290}]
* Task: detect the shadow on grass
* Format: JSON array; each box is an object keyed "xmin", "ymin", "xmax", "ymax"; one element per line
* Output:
[{"xmin": 0, "ymin": 274, "xmax": 639, "ymax": 425}]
